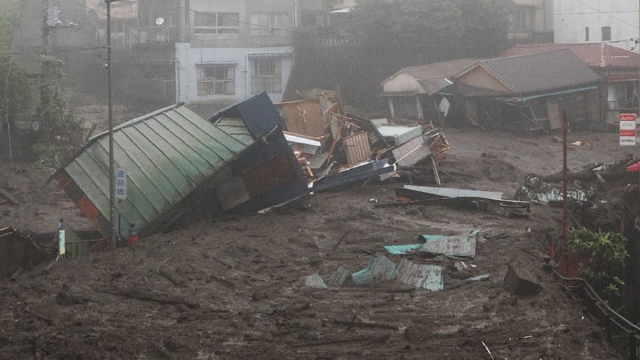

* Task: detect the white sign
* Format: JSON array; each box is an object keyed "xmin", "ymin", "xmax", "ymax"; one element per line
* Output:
[
  {"xmin": 620, "ymin": 113, "xmax": 637, "ymax": 147},
  {"xmin": 58, "ymin": 230, "xmax": 66, "ymax": 255},
  {"xmin": 115, "ymin": 167, "xmax": 127, "ymax": 200}
]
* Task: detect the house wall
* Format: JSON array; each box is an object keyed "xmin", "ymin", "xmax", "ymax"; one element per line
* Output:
[
  {"xmin": 456, "ymin": 67, "xmax": 514, "ymax": 95},
  {"xmin": 382, "ymin": 73, "xmax": 424, "ymax": 94},
  {"xmin": 175, "ymin": 43, "xmax": 295, "ymax": 106},
  {"xmin": 554, "ymin": 0, "xmax": 639, "ymax": 52}
]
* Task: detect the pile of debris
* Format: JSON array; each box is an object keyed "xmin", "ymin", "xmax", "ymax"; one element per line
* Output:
[{"xmin": 276, "ymin": 89, "xmax": 451, "ymax": 192}]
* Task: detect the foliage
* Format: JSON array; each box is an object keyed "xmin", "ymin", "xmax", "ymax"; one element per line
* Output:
[
  {"xmin": 32, "ymin": 52, "xmax": 84, "ymax": 172},
  {"xmin": 349, "ymin": 0, "xmax": 514, "ymax": 62},
  {"xmin": 569, "ymin": 228, "xmax": 629, "ymax": 304}
]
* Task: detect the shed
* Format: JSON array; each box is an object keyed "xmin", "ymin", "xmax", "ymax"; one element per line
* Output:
[{"xmin": 52, "ymin": 104, "xmax": 250, "ymax": 239}]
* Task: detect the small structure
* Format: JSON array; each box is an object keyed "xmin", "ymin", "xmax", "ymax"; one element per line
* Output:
[
  {"xmin": 381, "ymin": 59, "xmax": 478, "ymax": 123},
  {"xmin": 0, "ymin": 227, "xmax": 49, "ymax": 279},
  {"xmin": 51, "ymin": 93, "xmax": 308, "ymax": 240}
]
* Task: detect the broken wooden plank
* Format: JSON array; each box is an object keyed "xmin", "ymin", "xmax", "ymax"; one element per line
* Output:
[{"xmin": 0, "ymin": 189, "xmax": 19, "ymax": 205}]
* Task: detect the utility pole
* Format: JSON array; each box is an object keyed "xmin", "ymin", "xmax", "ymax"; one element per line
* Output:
[
  {"xmin": 106, "ymin": 0, "xmax": 117, "ymax": 248},
  {"xmin": 562, "ymin": 110, "xmax": 569, "ymax": 276}
]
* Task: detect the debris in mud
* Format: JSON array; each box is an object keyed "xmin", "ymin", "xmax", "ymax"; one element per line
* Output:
[
  {"xmin": 419, "ymin": 230, "xmax": 481, "ymax": 258},
  {"xmin": 503, "ymin": 265, "xmax": 543, "ymax": 297},
  {"xmin": 301, "ymin": 274, "xmax": 328, "ymax": 289}
]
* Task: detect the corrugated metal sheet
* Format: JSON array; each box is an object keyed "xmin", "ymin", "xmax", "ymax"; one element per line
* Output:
[
  {"xmin": 395, "ymin": 259, "xmax": 443, "ymax": 291},
  {"xmin": 351, "ymin": 253, "xmax": 397, "ymax": 287},
  {"xmin": 343, "ymin": 132, "xmax": 371, "ymax": 164},
  {"xmin": 392, "ymin": 135, "xmax": 429, "ymax": 167},
  {"xmin": 419, "ymin": 230, "xmax": 481, "ymax": 258},
  {"xmin": 57, "ymin": 104, "xmax": 250, "ymax": 238},
  {"xmin": 403, "ymin": 185, "xmax": 503, "ymax": 200},
  {"xmin": 215, "ymin": 118, "xmax": 253, "ymax": 145},
  {"xmin": 377, "ymin": 125, "xmax": 422, "ymax": 146}
]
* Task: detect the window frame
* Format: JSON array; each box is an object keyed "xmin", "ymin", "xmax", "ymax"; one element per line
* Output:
[
  {"xmin": 196, "ymin": 64, "xmax": 236, "ymax": 96},
  {"xmin": 251, "ymin": 58, "xmax": 283, "ymax": 94},
  {"xmin": 250, "ymin": 12, "xmax": 289, "ymax": 36},
  {"xmin": 194, "ymin": 12, "xmax": 240, "ymax": 35}
]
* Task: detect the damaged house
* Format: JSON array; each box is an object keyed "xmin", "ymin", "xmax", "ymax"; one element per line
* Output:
[
  {"xmin": 50, "ymin": 93, "xmax": 308, "ymax": 240},
  {"xmin": 500, "ymin": 43, "xmax": 640, "ymax": 124},
  {"xmin": 382, "ymin": 49, "xmax": 604, "ymax": 132}
]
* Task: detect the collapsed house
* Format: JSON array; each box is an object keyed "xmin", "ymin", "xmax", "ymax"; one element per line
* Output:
[
  {"xmin": 500, "ymin": 43, "xmax": 640, "ymax": 124},
  {"xmin": 382, "ymin": 50, "xmax": 604, "ymax": 132},
  {"xmin": 50, "ymin": 93, "xmax": 308, "ymax": 240},
  {"xmin": 275, "ymin": 89, "xmax": 451, "ymax": 191}
]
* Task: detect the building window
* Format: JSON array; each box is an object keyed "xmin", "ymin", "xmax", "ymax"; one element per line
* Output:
[
  {"xmin": 511, "ymin": 7, "xmax": 533, "ymax": 32},
  {"xmin": 585, "ymin": 27, "xmax": 589, "ymax": 41},
  {"xmin": 250, "ymin": 13, "xmax": 289, "ymax": 35},
  {"xmin": 197, "ymin": 65, "xmax": 235, "ymax": 96},
  {"xmin": 194, "ymin": 12, "xmax": 240, "ymax": 35},
  {"xmin": 251, "ymin": 58, "xmax": 282, "ymax": 94},
  {"xmin": 602, "ymin": 26, "xmax": 611, "ymax": 41}
]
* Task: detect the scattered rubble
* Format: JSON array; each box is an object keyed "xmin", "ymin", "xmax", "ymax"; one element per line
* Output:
[{"xmin": 503, "ymin": 265, "xmax": 543, "ymax": 297}]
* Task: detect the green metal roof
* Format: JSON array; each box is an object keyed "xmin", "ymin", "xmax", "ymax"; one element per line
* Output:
[
  {"xmin": 62, "ymin": 104, "xmax": 250, "ymax": 236},
  {"xmin": 214, "ymin": 117, "xmax": 254, "ymax": 145}
]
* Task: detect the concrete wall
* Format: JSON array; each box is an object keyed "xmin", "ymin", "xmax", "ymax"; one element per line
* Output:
[
  {"xmin": 175, "ymin": 43, "xmax": 295, "ymax": 105},
  {"xmin": 188, "ymin": 0, "xmax": 296, "ymax": 48},
  {"xmin": 555, "ymin": 0, "xmax": 639, "ymax": 52}
]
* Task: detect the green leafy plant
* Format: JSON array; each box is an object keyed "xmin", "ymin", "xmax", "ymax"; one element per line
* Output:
[
  {"xmin": 569, "ymin": 228, "xmax": 629, "ymax": 305},
  {"xmin": 31, "ymin": 52, "xmax": 84, "ymax": 172}
]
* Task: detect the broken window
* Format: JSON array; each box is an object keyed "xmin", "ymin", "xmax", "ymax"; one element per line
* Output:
[
  {"xmin": 511, "ymin": 7, "xmax": 533, "ymax": 32},
  {"xmin": 602, "ymin": 26, "xmax": 611, "ymax": 41},
  {"xmin": 197, "ymin": 65, "xmax": 235, "ymax": 96},
  {"xmin": 250, "ymin": 13, "xmax": 289, "ymax": 35},
  {"xmin": 194, "ymin": 12, "xmax": 240, "ymax": 35},
  {"xmin": 251, "ymin": 59, "xmax": 282, "ymax": 94}
]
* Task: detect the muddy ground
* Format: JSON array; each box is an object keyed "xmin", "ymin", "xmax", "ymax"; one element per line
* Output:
[{"xmin": 0, "ymin": 128, "xmax": 625, "ymax": 359}]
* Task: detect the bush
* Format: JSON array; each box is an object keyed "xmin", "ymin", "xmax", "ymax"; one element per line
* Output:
[{"xmin": 569, "ymin": 228, "xmax": 628, "ymax": 305}]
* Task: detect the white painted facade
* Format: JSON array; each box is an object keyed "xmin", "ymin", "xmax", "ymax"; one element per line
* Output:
[
  {"xmin": 554, "ymin": 0, "xmax": 640, "ymax": 52},
  {"xmin": 175, "ymin": 43, "xmax": 295, "ymax": 105}
]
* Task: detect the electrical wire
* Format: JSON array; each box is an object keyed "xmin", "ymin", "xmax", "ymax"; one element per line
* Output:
[
  {"xmin": 566, "ymin": 0, "xmax": 639, "ymax": 29},
  {"xmin": 0, "ymin": 46, "xmax": 105, "ymax": 56},
  {"xmin": 4, "ymin": 0, "xmax": 22, "ymax": 171}
]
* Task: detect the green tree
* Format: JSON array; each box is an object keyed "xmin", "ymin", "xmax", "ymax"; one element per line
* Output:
[
  {"xmin": 32, "ymin": 52, "xmax": 84, "ymax": 172},
  {"xmin": 350, "ymin": 0, "xmax": 514, "ymax": 62},
  {"xmin": 569, "ymin": 228, "xmax": 629, "ymax": 306}
]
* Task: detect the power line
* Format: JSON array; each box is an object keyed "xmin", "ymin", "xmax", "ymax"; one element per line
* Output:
[
  {"xmin": 567, "ymin": 0, "xmax": 639, "ymax": 29},
  {"xmin": 0, "ymin": 46, "xmax": 105, "ymax": 56}
]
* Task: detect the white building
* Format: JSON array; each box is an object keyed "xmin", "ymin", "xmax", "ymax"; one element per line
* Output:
[
  {"xmin": 554, "ymin": 0, "xmax": 640, "ymax": 51},
  {"xmin": 118, "ymin": 0, "xmax": 328, "ymax": 107}
]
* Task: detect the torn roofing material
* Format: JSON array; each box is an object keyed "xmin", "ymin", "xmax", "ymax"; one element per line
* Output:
[
  {"xmin": 419, "ymin": 230, "xmax": 481, "ymax": 258},
  {"xmin": 52, "ymin": 104, "xmax": 250, "ymax": 239},
  {"xmin": 311, "ymin": 160, "xmax": 395, "ymax": 193},
  {"xmin": 209, "ymin": 92, "xmax": 287, "ymax": 140},
  {"xmin": 401, "ymin": 185, "xmax": 503, "ymax": 200},
  {"xmin": 395, "ymin": 259, "xmax": 443, "ymax": 291}
]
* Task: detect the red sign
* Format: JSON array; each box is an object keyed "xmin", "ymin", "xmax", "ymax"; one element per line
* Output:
[
  {"xmin": 621, "ymin": 113, "xmax": 637, "ymax": 122},
  {"xmin": 620, "ymin": 113, "xmax": 637, "ymax": 146}
]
